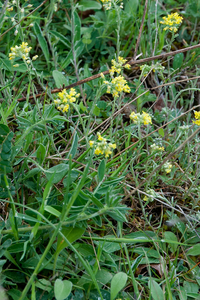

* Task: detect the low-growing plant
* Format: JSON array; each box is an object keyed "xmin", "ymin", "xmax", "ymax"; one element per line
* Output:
[{"xmin": 0, "ymin": 0, "xmax": 200, "ymax": 299}]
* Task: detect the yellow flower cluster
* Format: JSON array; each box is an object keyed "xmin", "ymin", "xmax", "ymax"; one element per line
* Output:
[
  {"xmin": 102, "ymin": 74, "xmax": 130, "ymax": 98},
  {"xmin": 101, "ymin": 55, "xmax": 131, "ymax": 98},
  {"xmin": 8, "ymin": 42, "xmax": 38, "ymax": 67},
  {"xmin": 150, "ymin": 143, "xmax": 164, "ymax": 152},
  {"xmin": 160, "ymin": 12, "xmax": 183, "ymax": 33},
  {"xmin": 54, "ymin": 88, "xmax": 80, "ymax": 113},
  {"xmin": 9, "ymin": 42, "xmax": 32, "ymax": 63},
  {"xmin": 100, "ymin": 0, "xmax": 123, "ymax": 10},
  {"xmin": 130, "ymin": 111, "xmax": 152, "ymax": 125},
  {"xmin": 163, "ymin": 161, "xmax": 173, "ymax": 174},
  {"xmin": 193, "ymin": 111, "xmax": 200, "ymax": 126},
  {"xmin": 109, "ymin": 56, "xmax": 131, "ymax": 76},
  {"xmin": 89, "ymin": 133, "xmax": 116, "ymax": 158}
]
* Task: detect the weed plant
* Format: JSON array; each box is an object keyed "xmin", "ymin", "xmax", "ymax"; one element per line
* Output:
[{"xmin": 0, "ymin": 0, "xmax": 200, "ymax": 299}]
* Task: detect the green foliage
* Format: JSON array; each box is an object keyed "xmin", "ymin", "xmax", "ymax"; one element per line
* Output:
[{"xmin": 0, "ymin": 0, "xmax": 200, "ymax": 299}]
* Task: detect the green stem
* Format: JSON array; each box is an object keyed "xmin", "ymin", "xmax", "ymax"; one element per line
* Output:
[
  {"xmin": 3, "ymin": 173, "xmax": 18, "ymax": 240},
  {"xmin": 19, "ymin": 222, "xmax": 62, "ymax": 300},
  {"xmin": 118, "ymin": 222, "xmax": 140, "ymax": 298}
]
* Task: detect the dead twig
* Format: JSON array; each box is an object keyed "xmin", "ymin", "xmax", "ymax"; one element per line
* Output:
[{"xmin": 134, "ymin": 0, "xmax": 148, "ymax": 59}]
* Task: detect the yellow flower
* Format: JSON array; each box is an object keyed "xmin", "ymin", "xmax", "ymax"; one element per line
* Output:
[
  {"xmin": 32, "ymin": 55, "xmax": 38, "ymax": 61},
  {"xmin": 7, "ymin": 6, "xmax": 13, "ymax": 11},
  {"xmin": 54, "ymin": 88, "xmax": 80, "ymax": 113},
  {"xmin": 90, "ymin": 133, "xmax": 116, "ymax": 158},
  {"xmin": 89, "ymin": 141, "xmax": 94, "ymax": 147},
  {"xmin": 130, "ymin": 111, "xmax": 152, "ymax": 125},
  {"xmin": 193, "ymin": 110, "xmax": 200, "ymax": 126},
  {"xmin": 142, "ymin": 111, "xmax": 152, "ymax": 125},
  {"xmin": 9, "ymin": 42, "xmax": 32, "ymax": 62},
  {"xmin": 150, "ymin": 144, "xmax": 164, "ymax": 152},
  {"xmin": 160, "ymin": 12, "xmax": 183, "ymax": 32},
  {"xmin": 163, "ymin": 161, "xmax": 173, "ymax": 173},
  {"xmin": 97, "ymin": 132, "xmax": 106, "ymax": 142},
  {"xmin": 109, "ymin": 56, "xmax": 130, "ymax": 76}
]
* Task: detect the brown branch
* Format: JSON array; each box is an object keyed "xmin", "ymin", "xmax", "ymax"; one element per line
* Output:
[
  {"xmin": 134, "ymin": 0, "xmax": 148, "ymax": 59},
  {"xmin": 17, "ymin": 42, "xmax": 200, "ymax": 102}
]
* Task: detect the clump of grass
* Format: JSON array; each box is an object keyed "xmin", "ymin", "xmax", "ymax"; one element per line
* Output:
[{"xmin": 0, "ymin": 1, "xmax": 200, "ymax": 300}]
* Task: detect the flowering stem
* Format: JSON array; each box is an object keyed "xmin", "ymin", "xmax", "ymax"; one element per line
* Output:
[{"xmin": 113, "ymin": 0, "xmax": 121, "ymax": 58}]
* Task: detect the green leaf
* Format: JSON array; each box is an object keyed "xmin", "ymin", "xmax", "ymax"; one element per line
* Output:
[
  {"xmin": 111, "ymin": 272, "xmax": 127, "ymax": 300},
  {"xmin": 33, "ymin": 23, "xmax": 49, "ymax": 67},
  {"xmin": 93, "ymin": 105, "xmax": 100, "ymax": 116},
  {"xmin": 44, "ymin": 206, "xmax": 61, "ymax": 218},
  {"xmin": 43, "ymin": 172, "xmax": 54, "ymax": 201},
  {"xmin": 50, "ymin": 30, "xmax": 71, "ymax": 48},
  {"xmin": 74, "ymin": 11, "xmax": 81, "ymax": 42},
  {"xmin": 0, "ymin": 124, "xmax": 9, "ymax": 135},
  {"xmin": 56, "ymin": 227, "xmax": 85, "ymax": 254},
  {"xmin": 98, "ymin": 159, "xmax": 105, "ymax": 181},
  {"xmin": 96, "ymin": 270, "xmax": 112, "ymax": 286},
  {"xmin": 45, "ymin": 163, "xmax": 69, "ymax": 184},
  {"xmin": 148, "ymin": 278, "xmax": 165, "ymax": 300},
  {"xmin": 68, "ymin": 132, "xmax": 78, "ymax": 159},
  {"xmin": 35, "ymin": 279, "xmax": 52, "ymax": 293},
  {"xmin": 78, "ymin": 0, "xmax": 102, "ymax": 11},
  {"xmin": 173, "ymin": 53, "xmax": 184, "ymax": 70},
  {"xmin": 54, "ymin": 279, "xmax": 72, "ymax": 300},
  {"xmin": 124, "ymin": 0, "xmax": 139, "ymax": 16},
  {"xmin": 164, "ymin": 231, "xmax": 178, "ymax": 253},
  {"xmin": 36, "ymin": 143, "xmax": 46, "ymax": 165},
  {"xmin": 61, "ymin": 41, "xmax": 84, "ymax": 69},
  {"xmin": 52, "ymin": 70, "xmax": 68, "ymax": 88},
  {"xmin": 7, "ymin": 288, "xmax": 29, "ymax": 300},
  {"xmin": 187, "ymin": 243, "xmax": 200, "ymax": 256},
  {"xmin": 158, "ymin": 128, "xmax": 164, "ymax": 137}
]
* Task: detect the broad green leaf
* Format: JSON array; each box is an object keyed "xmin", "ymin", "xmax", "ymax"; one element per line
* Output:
[
  {"xmin": 7, "ymin": 289, "xmax": 29, "ymax": 300},
  {"xmin": 54, "ymin": 279, "xmax": 72, "ymax": 300},
  {"xmin": 56, "ymin": 227, "xmax": 85, "ymax": 254},
  {"xmin": 111, "ymin": 272, "xmax": 127, "ymax": 300},
  {"xmin": 0, "ymin": 124, "xmax": 9, "ymax": 135},
  {"xmin": 148, "ymin": 278, "xmax": 165, "ymax": 300},
  {"xmin": 93, "ymin": 105, "xmax": 100, "ymax": 116},
  {"xmin": 164, "ymin": 231, "xmax": 178, "ymax": 253},
  {"xmin": 173, "ymin": 53, "xmax": 184, "ymax": 70},
  {"xmin": 158, "ymin": 128, "xmax": 164, "ymax": 137},
  {"xmin": 124, "ymin": 0, "xmax": 139, "ymax": 16},
  {"xmin": 98, "ymin": 159, "xmax": 105, "ymax": 181},
  {"xmin": 96, "ymin": 270, "xmax": 112, "ymax": 285},
  {"xmin": 45, "ymin": 163, "xmax": 69, "ymax": 184},
  {"xmin": 187, "ymin": 243, "xmax": 200, "ymax": 256},
  {"xmin": 52, "ymin": 70, "xmax": 68, "ymax": 88},
  {"xmin": 78, "ymin": 0, "xmax": 102, "ymax": 11},
  {"xmin": 33, "ymin": 23, "xmax": 49, "ymax": 66}
]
